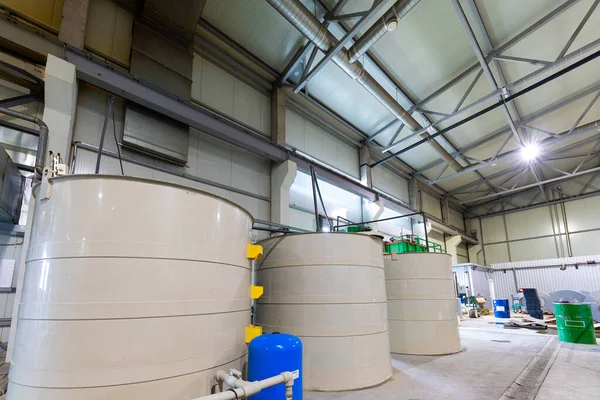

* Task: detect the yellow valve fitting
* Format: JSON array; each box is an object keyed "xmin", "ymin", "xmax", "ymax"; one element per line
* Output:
[
  {"xmin": 250, "ymin": 284, "xmax": 264, "ymax": 299},
  {"xmin": 245, "ymin": 324, "xmax": 262, "ymax": 343},
  {"xmin": 247, "ymin": 244, "xmax": 263, "ymax": 260}
]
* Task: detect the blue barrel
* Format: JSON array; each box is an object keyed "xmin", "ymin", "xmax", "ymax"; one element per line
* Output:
[
  {"xmin": 248, "ymin": 333, "xmax": 302, "ymax": 400},
  {"xmin": 493, "ymin": 299, "xmax": 511, "ymax": 318}
]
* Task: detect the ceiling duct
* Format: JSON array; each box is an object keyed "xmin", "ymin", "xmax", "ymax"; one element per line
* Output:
[
  {"xmin": 347, "ymin": 0, "xmax": 421, "ymax": 63},
  {"xmin": 265, "ymin": 0, "xmax": 463, "ymax": 172}
]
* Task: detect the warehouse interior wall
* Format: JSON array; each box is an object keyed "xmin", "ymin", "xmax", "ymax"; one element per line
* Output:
[{"xmin": 472, "ymin": 195, "xmax": 600, "ymax": 265}]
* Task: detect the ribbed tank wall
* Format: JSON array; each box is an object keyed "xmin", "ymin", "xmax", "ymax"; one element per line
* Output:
[
  {"xmin": 256, "ymin": 233, "xmax": 391, "ymax": 391},
  {"xmin": 8, "ymin": 175, "xmax": 253, "ymax": 400},
  {"xmin": 385, "ymin": 253, "xmax": 461, "ymax": 355}
]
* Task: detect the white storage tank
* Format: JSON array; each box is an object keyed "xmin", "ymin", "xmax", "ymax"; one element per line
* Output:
[
  {"xmin": 8, "ymin": 175, "xmax": 253, "ymax": 399},
  {"xmin": 385, "ymin": 252, "xmax": 461, "ymax": 355},
  {"xmin": 256, "ymin": 232, "xmax": 391, "ymax": 391}
]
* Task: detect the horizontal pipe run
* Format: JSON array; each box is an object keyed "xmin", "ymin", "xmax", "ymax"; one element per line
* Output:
[
  {"xmin": 372, "ymin": 47, "xmax": 600, "ymax": 167},
  {"xmin": 265, "ymin": 0, "xmax": 463, "ymax": 172}
]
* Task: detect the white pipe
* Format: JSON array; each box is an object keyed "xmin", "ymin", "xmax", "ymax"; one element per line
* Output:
[{"xmin": 191, "ymin": 370, "xmax": 295, "ymax": 400}]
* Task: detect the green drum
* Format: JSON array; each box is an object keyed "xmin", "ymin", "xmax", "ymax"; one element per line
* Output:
[{"xmin": 554, "ymin": 303, "xmax": 597, "ymax": 344}]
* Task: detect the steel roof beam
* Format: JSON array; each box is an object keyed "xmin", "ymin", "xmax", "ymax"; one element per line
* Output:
[
  {"xmin": 293, "ymin": 0, "xmax": 392, "ymax": 93},
  {"xmin": 556, "ymin": 0, "xmax": 600, "ymax": 59},
  {"xmin": 416, "ymin": 81, "xmax": 600, "ymax": 176},
  {"xmin": 372, "ymin": 47, "xmax": 600, "ymax": 167},
  {"xmin": 414, "ymin": 0, "xmax": 580, "ymax": 109},
  {"xmin": 493, "ymin": 55, "xmax": 551, "ymax": 67}
]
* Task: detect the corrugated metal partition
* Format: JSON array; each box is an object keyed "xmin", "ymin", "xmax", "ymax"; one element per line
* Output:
[
  {"xmin": 514, "ymin": 265, "xmax": 600, "ymax": 295},
  {"xmin": 491, "ymin": 265, "xmax": 600, "ymax": 300},
  {"xmin": 492, "ymin": 269, "xmax": 518, "ymax": 300}
]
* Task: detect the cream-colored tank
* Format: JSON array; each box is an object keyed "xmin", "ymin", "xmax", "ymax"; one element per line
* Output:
[
  {"xmin": 256, "ymin": 233, "xmax": 391, "ymax": 391},
  {"xmin": 8, "ymin": 175, "xmax": 253, "ymax": 399},
  {"xmin": 385, "ymin": 252, "xmax": 461, "ymax": 355}
]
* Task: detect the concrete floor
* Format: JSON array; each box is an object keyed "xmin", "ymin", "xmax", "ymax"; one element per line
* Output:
[{"xmin": 305, "ymin": 316, "xmax": 600, "ymax": 400}]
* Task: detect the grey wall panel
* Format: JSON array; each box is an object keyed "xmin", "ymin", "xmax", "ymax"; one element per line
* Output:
[
  {"xmin": 569, "ymin": 230, "xmax": 600, "ymax": 256},
  {"xmin": 123, "ymin": 102, "xmax": 190, "ymax": 165},
  {"xmin": 481, "ymin": 215, "xmax": 506, "ymax": 243},
  {"xmin": 564, "ymin": 196, "xmax": 600, "ymax": 232},
  {"xmin": 484, "ymin": 243, "xmax": 510, "ymax": 265},
  {"xmin": 130, "ymin": 51, "xmax": 192, "ymax": 100},
  {"xmin": 505, "ymin": 207, "xmax": 554, "ymax": 240},
  {"xmin": 371, "ymin": 166, "xmax": 409, "ymax": 204},
  {"xmin": 285, "ymin": 109, "xmax": 359, "ymax": 178},
  {"xmin": 449, "ymin": 208, "xmax": 464, "ymax": 231},
  {"xmin": 191, "ymin": 55, "xmax": 270, "ymax": 137},
  {"xmin": 508, "ymin": 237, "xmax": 558, "ymax": 262},
  {"xmin": 421, "ymin": 192, "xmax": 441, "ymax": 219}
]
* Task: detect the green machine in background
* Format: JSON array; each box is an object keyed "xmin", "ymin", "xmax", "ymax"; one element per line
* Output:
[
  {"xmin": 384, "ymin": 234, "xmax": 444, "ymax": 254},
  {"xmin": 554, "ymin": 303, "xmax": 597, "ymax": 344}
]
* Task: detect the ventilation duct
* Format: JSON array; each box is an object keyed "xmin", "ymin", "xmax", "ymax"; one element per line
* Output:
[
  {"xmin": 266, "ymin": 0, "xmax": 463, "ymax": 172},
  {"xmin": 348, "ymin": 0, "xmax": 421, "ymax": 63}
]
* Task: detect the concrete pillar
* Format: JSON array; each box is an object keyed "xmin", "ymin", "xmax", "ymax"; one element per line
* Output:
[
  {"xmin": 464, "ymin": 216, "xmax": 472, "ymax": 236},
  {"xmin": 446, "ymin": 234, "xmax": 462, "ymax": 266},
  {"xmin": 371, "ymin": 198, "xmax": 384, "ymax": 233},
  {"xmin": 468, "ymin": 244, "xmax": 482, "ymax": 265},
  {"xmin": 271, "ymin": 160, "xmax": 297, "ymax": 225},
  {"xmin": 43, "ymin": 55, "xmax": 78, "ymax": 162},
  {"xmin": 58, "ymin": 0, "xmax": 90, "ymax": 49},
  {"xmin": 441, "ymin": 198, "xmax": 450, "ymax": 224},
  {"xmin": 408, "ymin": 176, "xmax": 418, "ymax": 210},
  {"xmin": 271, "ymin": 87, "xmax": 286, "ymax": 147},
  {"xmin": 359, "ymin": 146, "xmax": 372, "ymax": 188}
]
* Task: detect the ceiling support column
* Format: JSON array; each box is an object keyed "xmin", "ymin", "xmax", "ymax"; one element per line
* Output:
[
  {"xmin": 468, "ymin": 244, "xmax": 482, "ymax": 264},
  {"xmin": 58, "ymin": 0, "xmax": 90, "ymax": 49},
  {"xmin": 271, "ymin": 160, "xmax": 297, "ymax": 225},
  {"xmin": 271, "ymin": 87, "xmax": 286, "ymax": 147},
  {"xmin": 446, "ymin": 234, "xmax": 462, "ymax": 266},
  {"xmin": 43, "ymin": 55, "xmax": 78, "ymax": 162},
  {"xmin": 442, "ymin": 197, "xmax": 450, "ymax": 225},
  {"xmin": 408, "ymin": 176, "xmax": 418, "ymax": 210},
  {"xmin": 360, "ymin": 145, "xmax": 373, "ymax": 189}
]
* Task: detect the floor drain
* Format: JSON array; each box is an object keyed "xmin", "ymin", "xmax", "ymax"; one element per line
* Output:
[{"xmin": 492, "ymin": 339, "xmax": 511, "ymax": 343}]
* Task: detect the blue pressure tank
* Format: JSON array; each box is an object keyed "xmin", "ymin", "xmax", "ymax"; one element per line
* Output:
[{"xmin": 248, "ymin": 333, "xmax": 302, "ymax": 400}]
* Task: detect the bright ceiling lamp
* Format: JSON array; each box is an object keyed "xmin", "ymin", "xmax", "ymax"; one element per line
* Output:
[{"xmin": 521, "ymin": 143, "xmax": 540, "ymax": 162}]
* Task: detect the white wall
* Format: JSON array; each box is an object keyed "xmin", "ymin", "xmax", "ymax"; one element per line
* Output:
[
  {"xmin": 191, "ymin": 55, "xmax": 270, "ymax": 137},
  {"xmin": 421, "ymin": 191, "xmax": 442, "ymax": 219},
  {"xmin": 371, "ymin": 166, "xmax": 409, "ymax": 204},
  {"xmin": 475, "ymin": 195, "xmax": 600, "ymax": 265},
  {"xmin": 72, "ymin": 83, "xmax": 272, "ymax": 229},
  {"xmin": 285, "ymin": 109, "xmax": 360, "ymax": 179}
]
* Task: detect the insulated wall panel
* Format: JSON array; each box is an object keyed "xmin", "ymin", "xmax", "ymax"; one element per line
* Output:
[
  {"xmin": 285, "ymin": 109, "xmax": 359, "ymax": 178},
  {"xmin": 85, "ymin": 0, "xmax": 133, "ymax": 66}
]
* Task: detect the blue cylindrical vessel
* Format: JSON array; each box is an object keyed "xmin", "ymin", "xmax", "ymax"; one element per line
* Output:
[
  {"xmin": 248, "ymin": 333, "xmax": 302, "ymax": 400},
  {"xmin": 493, "ymin": 299, "xmax": 511, "ymax": 318}
]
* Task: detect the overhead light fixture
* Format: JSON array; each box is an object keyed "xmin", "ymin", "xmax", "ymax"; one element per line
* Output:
[{"xmin": 521, "ymin": 144, "xmax": 540, "ymax": 162}]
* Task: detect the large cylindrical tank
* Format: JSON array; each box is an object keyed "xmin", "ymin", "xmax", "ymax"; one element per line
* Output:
[
  {"xmin": 248, "ymin": 333, "xmax": 302, "ymax": 400},
  {"xmin": 8, "ymin": 175, "xmax": 253, "ymax": 399},
  {"xmin": 385, "ymin": 252, "xmax": 461, "ymax": 355},
  {"xmin": 256, "ymin": 233, "xmax": 391, "ymax": 391}
]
